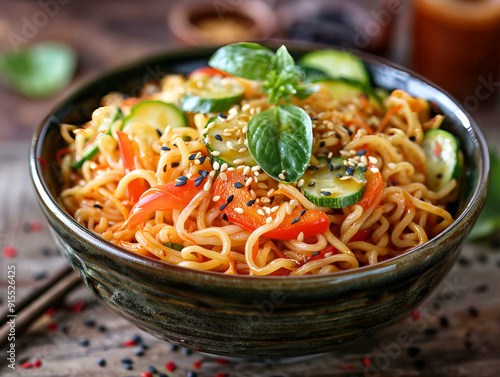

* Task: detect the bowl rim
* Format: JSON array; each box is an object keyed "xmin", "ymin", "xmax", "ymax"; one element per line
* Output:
[{"xmin": 30, "ymin": 43, "xmax": 490, "ymax": 288}]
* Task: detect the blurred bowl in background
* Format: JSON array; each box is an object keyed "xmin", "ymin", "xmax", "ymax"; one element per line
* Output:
[{"xmin": 168, "ymin": 0, "xmax": 277, "ymax": 46}]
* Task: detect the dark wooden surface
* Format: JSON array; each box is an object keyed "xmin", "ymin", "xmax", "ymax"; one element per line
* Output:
[{"xmin": 1, "ymin": 1, "xmax": 500, "ymax": 376}]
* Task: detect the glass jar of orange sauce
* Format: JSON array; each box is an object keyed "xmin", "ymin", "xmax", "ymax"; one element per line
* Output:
[{"xmin": 412, "ymin": 0, "xmax": 500, "ymax": 102}]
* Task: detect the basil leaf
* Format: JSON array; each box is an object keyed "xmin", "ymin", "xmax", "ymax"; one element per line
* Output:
[
  {"xmin": 247, "ymin": 105, "xmax": 312, "ymax": 183},
  {"xmin": 273, "ymin": 45, "xmax": 295, "ymax": 73},
  {"xmin": 0, "ymin": 42, "xmax": 76, "ymax": 98},
  {"xmin": 208, "ymin": 42, "xmax": 274, "ymax": 81}
]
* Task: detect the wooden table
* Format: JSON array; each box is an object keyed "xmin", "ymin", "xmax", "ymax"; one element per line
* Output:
[{"xmin": 1, "ymin": 1, "xmax": 500, "ymax": 376}]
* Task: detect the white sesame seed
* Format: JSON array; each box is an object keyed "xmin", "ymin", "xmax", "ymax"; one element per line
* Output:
[
  {"xmin": 279, "ymin": 173, "xmax": 286, "ymax": 180},
  {"xmin": 213, "ymin": 161, "xmax": 220, "ymax": 170},
  {"xmin": 244, "ymin": 139, "xmax": 248, "ymax": 146},
  {"xmin": 297, "ymin": 232, "xmax": 304, "ymax": 242},
  {"xmin": 361, "ymin": 155, "xmax": 368, "ymax": 165},
  {"xmin": 235, "ymin": 208, "xmax": 244, "ymax": 214},
  {"xmin": 236, "ymin": 165, "xmax": 245, "ymax": 170},
  {"xmin": 253, "ymin": 171, "xmax": 260, "ymax": 177},
  {"xmin": 220, "ymin": 172, "xmax": 227, "ymax": 181},
  {"xmin": 267, "ymin": 189, "xmax": 275, "ymax": 197},
  {"xmin": 242, "ymin": 104, "xmax": 250, "ymax": 112},
  {"xmin": 237, "ymin": 137, "xmax": 244, "ymax": 145},
  {"xmin": 229, "ymin": 107, "xmax": 238, "ymax": 116},
  {"xmin": 238, "ymin": 147, "xmax": 247, "ymax": 154},
  {"xmin": 324, "ymin": 252, "xmax": 333, "ymax": 258},
  {"xmin": 286, "ymin": 203, "xmax": 292, "ymax": 215},
  {"xmin": 257, "ymin": 209, "xmax": 265, "ymax": 216},
  {"xmin": 213, "ymin": 195, "xmax": 221, "ymax": 201},
  {"xmin": 250, "ymin": 190, "xmax": 257, "ymax": 198},
  {"xmin": 251, "ymin": 165, "xmax": 261, "ymax": 171},
  {"xmin": 204, "ymin": 181, "xmax": 211, "ymax": 191},
  {"xmin": 220, "ymin": 163, "xmax": 228, "ymax": 172},
  {"xmin": 328, "ymin": 152, "xmax": 333, "ymax": 159},
  {"xmin": 211, "ymin": 151, "xmax": 220, "ymax": 156},
  {"xmin": 242, "ymin": 125, "xmax": 248, "ymax": 133},
  {"xmin": 245, "ymin": 177, "xmax": 253, "ymax": 186},
  {"xmin": 264, "ymin": 207, "xmax": 271, "ymax": 215},
  {"xmin": 266, "ymin": 217, "xmax": 273, "ymax": 224},
  {"xmin": 164, "ymin": 126, "xmax": 171, "ymax": 135},
  {"xmin": 370, "ymin": 167, "xmax": 379, "ymax": 173},
  {"xmin": 257, "ymin": 182, "xmax": 268, "ymax": 189},
  {"xmin": 340, "ymin": 176, "xmax": 351, "ymax": 180},
  {"xmin": 369, "ymin": 156, "xmax": 378, "ymax": 164},
  {"xmin": 195, "ymin": 152, "xmax": 201, "ymax": 159},
  {"xmin": 209, "ymin": 170, "xmax": 216, "ymax": 177},
  {"xmin": 222, "ymin": 132, "xmax": 232, "ymax": 137},
  {"xmin": 226, "ymin": 141, "xmax": 234, "ymax": 150},
  {"xmin": 290, "ymin": 199, "xmax": 299, "ymax": 207},
  {"xmin": 186, "ymin": 173, "xmax": 193, "ymax": 179},
  {"xmin": 388, "ymin": 162, "xmax": 397, "ymax": 169},
  {"xmin": 297, "ymin": 179, "xmax": 305, "ymax": 188},
  {"xmin": 340, "ymin": 150, "xmax": 350, "ymax": 157},
  {"xmin": 233, "ymin": 159, "xmax": 245, "ymax": 165},
  {"xmin": 260, "ymin": 197, "xmax": 270, "ymax": 203},
  {"xmin": 194, "ymin": 160, "xmax": 201, "ymax": 165},
  {"xmin": 202, "ymin": 127, "xmax": 209, "ymax": 134},
  {"xmin": 271, "ymin": 206, "xmax": 279, "ymax": 213},
  {"xmin": 243, "ymin": 166, "xmax": 251, "ymax": 175}
]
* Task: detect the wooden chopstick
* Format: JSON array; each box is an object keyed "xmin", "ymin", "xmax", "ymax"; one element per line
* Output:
[{"xmin": 0, "ymin": 266, "xmax": 82, "ymax": 348}]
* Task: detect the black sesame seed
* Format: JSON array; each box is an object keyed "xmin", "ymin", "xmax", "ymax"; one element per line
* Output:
[
  {"xmin": 132, "ymin": 334, "xmax": 143, "ymax": 344},
  {"xmin": 424, "ymin": 327, "xmax": 438, "ymax": 336},
  {"xmin": 343, "ymin": 125, "xmax": 353, "ymax": 136},
  {"xmin": 121, "ymin": 358, "xmax": 133, "ymax": 364},
  {"xmin": 159, "ymin": 374, "xmax": 169, "ymax": 377},
  {"xmin": 219, "ymin": 203, "xmax": 228, "ymax": 211},
  {"xmin": 188, "ymin": 371, "xmax": 197, "ymax": 377},
  {"xmin": 198, "ymin": 169, "xmax": 204, "ymax": 175},
  {"xmin": 469, "ymin": 306, "xmax": 479, "ymax": 318},
  {"xmin": 194, "ymin": 175, "xmax": 204, "ymax": 181},
  {"xmin": 175, "ymin": 180, "xmax": 187, "ymax": 187},
  {"xmin": 226, "ymin": 195, "xmax": 234, "ymax": 204},
  {"xmin": 334, "ymin": 165, "xmax": 342, "ymax": 171},
  {"xmin": 140, "ymin": 343, "xmax": 149, "ymax": 351},
  {"xmin": 458, "ymin": 257, "xmax": 471, "ymax": 266},
  {"xmin": 170, "ymin": 344, "xmax": 179, "ymax": 351},
  {"xmin": 409, "ymin": 136, "xmax": 416, "ymax": 141},
  {"xmin": 199, "ymin": 156, "xmax": 207, "ymax": 164},
  {"xmin": 93, "ymin": 204, "xmax": 103, "ymax": 209},
  {"xmin": 221, "ymin": 213, "xmax": 228, "ymax": 221},
  {"xmin": 328, "ymin": 162, "xmax": 334, "ymax": 171},
  {"xmin": 97, "ymin": 358, "xmax": 106, "ymax": 367},
  {"xmin": 436, "ymin": 173, "xmax": 443, "ymax": 179},
  {"xmin": 148, "ymin": 366, "xmax": 158, "ymax": 373},
  {"xmin": 335, "ymin": 133, "xmax": 341, "ymax": 139},
  {"xmin": 291, "ymin": 217, "xmax": 300, "ymax": 224},
  {"xmin": 218, "ymin": 113, "xmax": 227, "ymax": 119},
  {"xmin": 321, "ymin": 191, "xmax": 331, "ymax": 196},
  {"xmin": 182, "ymin": 347, "xmax": 193, "ymax": 356},
  {"xmin": 319, "ymin": 141, "xmax": 326, "ymax": 148},
  {"xmin": 337, "ymin": 174, "xmax": 343, "ymax": 178},
  {"xmin": 161, "ymin": 146, "xmax": 171, "ymax": 151},
  {"xmin": 408, "ymin": 346, "xmax": 420, "ymax": 357},
  {"xmin": 156, "ymin": 129, "xmax": 162, "ymax": 137},
  {"xmin": 308, "ymin": 165, "xmax": 319, "ymax": 171},
  {"xmin": 215, "ymin": 134, "xmax": 223, "ymax": 141},
  {"xmin": 189, "ymin": 153, "xmax": 197, "ymax": 160},
  {"xmin": 247, "ymin": 199, "xmax": 256, "ymax": 206},
  {"xmin": 474, "ymin": 284, "xmax": 488, "ymax": 293},
  {"xmin": 178, "ymin": 175, "xmax": 188, "ymax": 181},
  {"xmin": 122, "ymin": 363, "xmax": 133, "ymax": 370},
  {"xmin": 41, "ymin": 247, "xmax": 51, "ymax": 256},
  {"xmin": 171, "ymin": 162, "xmax": 180, "ymax": 168},
  {"xmin": 311, "ymin": 117, "xmax": 317, "ymax": 120},
  {"xmin": 59, "ymin": 323, "xmax": 68, "ymax": 333},
  {"xmin": 346, "ymin": 166, "xmax": 355, "ymax": 176},
  {"xmin": 356, "ymin": 149, "xmax": 367, "ymax": 156},
  {"xmin": 134, "ymin": 348, "xmax": 144, "ymax": 356},
  {"xmin": 308, "ymin": 181, "xmax": 316, "ymax": 187},
  {"xmin": 194, "ymin": 179, "xmax": 203, "ymax": 187},
  {"xmin": 34, "ymin": 271, "xmax": 48, "ymax": 280},
  {"xmin": 312, "ymin": 251, "xmax": 321, "ymax": 256},
  {"xmin": 84, "ymin": 319, "xmax": 95, "ymax": 327},
  {"xmin": 98, "ymin": 324, "xmax": 107, "ymax": 332},
  {"xmin": 202, "ymin": 170, "xmax": 209, "ymax": 178},
  {"xmin": 79, "ymin": 339, "xmax": 89, "ymax": 347},
  {"xmin": 234, "ymin": 182, "xmax": 244, "ymax": 188},
  {"xmin": 439, "ymin": 316, "xmax": 449, "ymax": 328},
  {"xmin": 412, "ymin": 359, "xmax": 426, "ymax": 370},
  {"xmin": 300, "ymin": 209, "xmax": 306, "ymax": 216}
]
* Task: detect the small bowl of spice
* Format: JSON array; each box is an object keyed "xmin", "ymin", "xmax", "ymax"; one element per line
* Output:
[{"xmin": 168, "ymin": 0, "xmax": 277, "ymax": 46}]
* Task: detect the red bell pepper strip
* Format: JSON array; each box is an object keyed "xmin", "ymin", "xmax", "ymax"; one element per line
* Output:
[
  {"xmin": 213, "ymin": 171, "xmax": 329, "ymax": 240},
  {"xmin": 307, "ymin": 245, "xmax": 338, "ymax": 262},
  {"xmin": 116, "ymin": 131, "xmax": 149, "ymax": 203},
  {"xmin": 125, "ymin": 176, "xmax": 204, "ymax": 229},
  {"xmin": 355, "ymin": 164, "xmax": 384, "ymax": 210},
  {"xmin": 189, "ymin": 66, "xmax": 230, "ymax": 78}
]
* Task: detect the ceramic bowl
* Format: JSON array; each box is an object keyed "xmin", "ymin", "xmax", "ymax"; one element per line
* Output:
[{"xmin": 30, "ymin": 45, "xmax": 489, "ymax": 360}]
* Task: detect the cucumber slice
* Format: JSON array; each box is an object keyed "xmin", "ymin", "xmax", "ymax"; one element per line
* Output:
[
  {"xmin": 422, "ymin": 129, "xmax": 462, "ymax": 191},
  {"xmin": 181, "ymin": 75, "xmax": 244, "ymax": 114},
  {"xmin": 320, "ymin": 79, "xmax": 383, "ymax": 112},
  {"xmin": 298, "ymin": 49, "xmax": 371, "ymax": 87},
  {"xmin": 203, "ymin": 115, "xmax": 256, "ymax": 167},
  {"xmin": 71, "ymin": 107, "xmax": 122, "ymax": 169},
  {"xmin": 301, "ymin": 157, "xmax": 366, "ymax": 208},
  {"xmin": 121, "ymin": 100, "xmax": 187, "ymax": 133}
]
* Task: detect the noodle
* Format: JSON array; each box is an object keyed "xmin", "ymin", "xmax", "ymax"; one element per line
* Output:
[{"xmin": 57, "ymin": 66, "xmax": 461, "ymax": 276}]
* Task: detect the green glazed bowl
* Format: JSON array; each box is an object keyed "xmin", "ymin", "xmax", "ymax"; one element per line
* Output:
[{"xmin": 30, "ymin": 46, "xmax": 489, "ymax": 360}]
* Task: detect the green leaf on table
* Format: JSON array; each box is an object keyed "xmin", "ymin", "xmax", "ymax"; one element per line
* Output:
[
  {"xmin": 209, "ymin": 42, "xmax": 274, "ymax": 81},
  {"xmin": 468, "ymin": 147, "xmax": 500, "ymax": 241},
  {"xmin": 247, "ymin": 104, "xmax": 312, "ymax": 183},
  {"xmin": 0, "ymin": 42, "xmax": 76, "ymax": 98}
]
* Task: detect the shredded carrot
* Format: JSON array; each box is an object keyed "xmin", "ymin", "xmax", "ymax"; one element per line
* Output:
[
  {"xmin": 360, "ymin": 94, "xmax": 371, "ymax": 112},
  {"xmin": 225, "ymin": 252, "xmax": 237, "ymax": 274},
  {"xmin": 269, "ymin": 242, "xmax": 287, "ymax": 259},
  {"xmin": 377, "ymin": 104, "xmax": 403, "ymax": 133},
  {"xmin": 55, "ymin": 147, "xmax": 71, "ymax": 164},
  {"xmin": 252, "ymin": 241, "xmax": 259, "ymax": 260},
  {"xmin": 348, "ymin": 119, "xmax": 374, "ymax": 135},
  {"xmin": 197, "ymin": 252, "xmax": 205, "ymax": 263}
]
